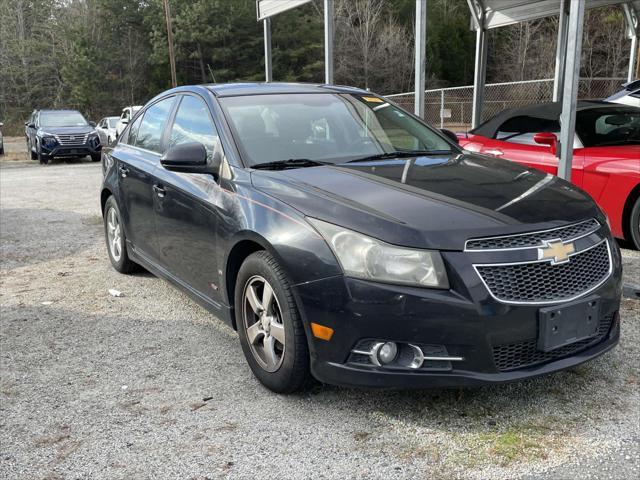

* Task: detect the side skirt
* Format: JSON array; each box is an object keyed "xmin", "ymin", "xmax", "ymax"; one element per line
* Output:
[{"xmin": 127, "ymin": 241, "xmax": 235, "ymax": 329}]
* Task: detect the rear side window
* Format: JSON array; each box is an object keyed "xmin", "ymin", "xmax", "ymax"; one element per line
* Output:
[
  {"xmin": 168, "ymin": 95, "xmax": 219, "ymax": 161},
  {"xmin": 124, "ymin": 114, "xmax": 143, "ymax": 146},
  {"xmin": 135, "ymin": 97, "xmax": 175, "ymax": 153},
  {"xmin": 496, "ymin": 115, "xmax": 560, "ymax": 145}
]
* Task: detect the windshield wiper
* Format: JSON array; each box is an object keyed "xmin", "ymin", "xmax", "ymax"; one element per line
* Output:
[
  {"xmin": 251, "ymin": 158, "xmax": 329, "ymax": 170},
  {"xmin": 346, "ymin": 150, "xmax": 451, "ymax": 163}
]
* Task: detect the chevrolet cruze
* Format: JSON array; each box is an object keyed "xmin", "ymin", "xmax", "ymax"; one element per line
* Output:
[{"xmin": 101, "ymin": 83, "xmax": 621, "ymax": 393}]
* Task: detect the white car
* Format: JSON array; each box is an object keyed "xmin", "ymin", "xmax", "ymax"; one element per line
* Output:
[
  {"xmin": 605, "ymin": 80, "xmax": 640, "ymax": 107},
  {"xmin": 115, "ymin": 106, "xmax": 142, "ymax": 139},
  {"xmin": 96, "ymin": 116, "xmax": 119, "ymax": 146}
]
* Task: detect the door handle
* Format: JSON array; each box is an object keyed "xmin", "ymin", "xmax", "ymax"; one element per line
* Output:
[
  {"xmin": 484, "ymin": 149, "xmax": 504, "ymax": 157},
  {"xmin": 153, "ymin": 184, "xmax": 166, "ymax": 198},
  {"xmin": 118, "ymin": 165, "xmax": 130, "ymax": 177}
]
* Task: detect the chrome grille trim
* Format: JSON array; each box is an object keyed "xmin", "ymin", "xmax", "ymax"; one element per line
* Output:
[
  {"xmin": 465, "ymin": 218, "xmax": 600, "ymax": 251},
  {"xmin": 54, "ymin": 134, "xmax": 89, "ymax": 145},
  {"xmin": 473, "ymin": 239, "xmax": 612, "ymax": 305}
]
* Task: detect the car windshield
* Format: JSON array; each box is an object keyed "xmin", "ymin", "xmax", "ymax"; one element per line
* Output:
[
  {"xmin": 219, "ymin": 93, "xmax": 453, "ymax": 166},
  {"xmin": 107, "ymin": 118, "xmax": 118, "ymax": 128},
  {"xmin": 576, "ymin": 107, "xmax": 640, "ymax": 147},
  {"xmin": 40, "ymin": 111, "xmax": 88, "ymax": 127}
]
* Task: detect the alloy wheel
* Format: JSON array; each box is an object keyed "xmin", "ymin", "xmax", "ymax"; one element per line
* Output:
[
  {"xmin": 106, "ymin": 207, "xmax": 122, "ymax": 262},
  {"xmin": 242, "ymin": 275, "xmax": 286, "ymax": 373}
]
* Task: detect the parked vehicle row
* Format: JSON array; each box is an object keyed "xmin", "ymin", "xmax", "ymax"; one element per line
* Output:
[
  {"xmin": 100, "ymin": 83, "xmax": 624, "ymax": 393},
  {"xmin": 458, "ymin": 101, "xmax": 640, "ymax": 249}
]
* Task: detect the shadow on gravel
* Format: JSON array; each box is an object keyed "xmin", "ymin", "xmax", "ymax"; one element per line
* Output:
[{"xmin": 0, "ymin": 207, "xmax": 103, "ymax": 270}]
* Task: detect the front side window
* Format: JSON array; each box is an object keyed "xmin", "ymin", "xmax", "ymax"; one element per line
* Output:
[
  {"xmin": 219, "ymin": 93, "xmax": 452, "ymax": 166},
  {"xmin": 577, "ymin": 107, "xmax": 640, "ymax": 147},
  {"xmin": 135, "ymin": 97, "xmax": 175, "ymax": 153},
  {"xmin": 39, "ymin": 111, "xmax": 88, "ymax": 128},
  {"xmin": 169, "ymin": 95, "xmax": 219, "ymax": 161}
]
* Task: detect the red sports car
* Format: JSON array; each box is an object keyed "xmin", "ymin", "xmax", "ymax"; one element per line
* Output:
[{"xmin": 458, "ymin": 101, "xmax": 640, "ymax": 248}]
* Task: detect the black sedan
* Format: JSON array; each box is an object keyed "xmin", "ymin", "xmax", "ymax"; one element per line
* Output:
[{"xmin": 101, "ymin": 83, "xmax": 621, "ymax": 393}]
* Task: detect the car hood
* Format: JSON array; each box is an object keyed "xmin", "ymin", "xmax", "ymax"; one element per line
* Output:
[
  {"xmin": 38, "ymin": 126, "xmax": 95, "ymax": 135},
  {"xmin": 251, "ymin": 152, "xmax": 602, "ymax": 250}
]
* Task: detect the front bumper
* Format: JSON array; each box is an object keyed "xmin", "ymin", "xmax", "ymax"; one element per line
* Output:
[
  {"xmin": 41, "ymin": 140, "xmax": 101, "ymax": 158},
  {"xmin": 293, "ymin": 247, "xmax": 622, "ymax": 388}
]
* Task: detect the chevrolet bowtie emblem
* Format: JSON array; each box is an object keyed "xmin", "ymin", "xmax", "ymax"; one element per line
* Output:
[{"xmin": 538, "ymin": 239, "xmax": 575, "ymax": 264}]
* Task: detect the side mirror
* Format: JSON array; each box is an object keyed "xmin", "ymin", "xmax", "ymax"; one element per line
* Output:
[
  {"xmin": 160, "ymin": 142, "xmax": 220, "ymax": 177},
  {"xmin": 440, "ymin": 129, "xmax": 459, "ymax": 144},
  {"xmin": 533, "ymin": 132, "xmax": 558, "ymax": 154},
  {"xmin": 121, "ymin": 119, "xmax": 129, "ymax": 125},
  {"xmin": 28, "ymin": 122, "xmax": 35, "ymax": 129},
  {"xmin": 89, "ymin": 121, "xmax": 96, "ymax": 127}
]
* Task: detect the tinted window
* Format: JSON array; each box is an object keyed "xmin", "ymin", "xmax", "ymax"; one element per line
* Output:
[
  {"xmin": 496, "ymin": 115, "xmax": 560, "ymax": 145},
  {"xmin": 135, "ymin": 97, "xmax": 175, "ymax": 153},
  {"xmin": 169, "ymin": 95, "xmax": 219, "ymax": 160},
  {"xmin": 576, "ymin": 107, "xmax": 640, "ymax": 147}
]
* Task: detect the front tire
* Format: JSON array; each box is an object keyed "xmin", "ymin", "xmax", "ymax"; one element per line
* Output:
[
  {"xmin": 91, "ymin": 153, "xmax": 101, "ymax": 162},
  {"xmin": 103, "ymin": 196, "xmax": 138, "ymax": 273},
  {"xmin": 37, "ymin": 144, "xmax": 49, "ymax": 165},
  {"xmin": 630, "ymin": 197, "xmax": 640, "ymax": 250},
  {"xmin": 29, "ymin": 140, "xmax": 37, "ymax": 160},
  {"xmin": 235, "ymin": 251, "xmax": 310, "ymax": 393}
]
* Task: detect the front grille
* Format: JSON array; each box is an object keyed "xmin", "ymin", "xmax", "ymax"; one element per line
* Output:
[
  {"xmin": 475, "ymin": 240, "xmax": 611, "ymax": 303},
  {"xmin": 492, "ymin": 314, "xmax": 614, "ymax": 371},
  {"xmin": 55, "ymin": 134, "xmax": 89, "ymax": 145},
  {"xmin": 466, "ymin": 219, "xmax": 600, "ymax": 250}
]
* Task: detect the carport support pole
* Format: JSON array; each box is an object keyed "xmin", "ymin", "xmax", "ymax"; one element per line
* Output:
[
  {"xmin": 553, "ymin": 0, "xmax": 569, "ymax": 102},
  {"xmin": 264, "ymin": 18, "xmax": 273, "ymax": 82},
  {"xmin": 558, "ymin": 0, "xmax": 585, "ymax": 181},
  {"xmin": 324, "ymin": 0, "xmax": 334, "ymax": 84},
  {"xmin": 623, "ymin": 3, "xmax": 638, "ymax": 83},
  {"xmin": 468, "ymin": 0, "xmax": 487, "ymax": 129},
  {"xmin": 414, "ymin": 0, "xmax": 427, "ymax": 118}
]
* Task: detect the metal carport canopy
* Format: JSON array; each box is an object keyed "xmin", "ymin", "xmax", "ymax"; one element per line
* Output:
[{"xmin": 467, "ymin": 0, "xmax": 638, "ymax": 182}]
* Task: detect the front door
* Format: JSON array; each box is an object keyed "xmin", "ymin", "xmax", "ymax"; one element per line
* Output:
[{"xmin": 152, "ymin": 94, "xmax": 223, "ymax": 301}]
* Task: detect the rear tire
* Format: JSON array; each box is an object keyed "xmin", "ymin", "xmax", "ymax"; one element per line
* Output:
[
  {"xmin": 630, "ymin": 197, "xmax": 640, "ymax": 250},
  {"xmin": 235, "ymin": 251, "xmax": 310, "ymax": 393},
  {"xmin": 103, "ymin": 196, "xmax": 138, "ymax": 274}
]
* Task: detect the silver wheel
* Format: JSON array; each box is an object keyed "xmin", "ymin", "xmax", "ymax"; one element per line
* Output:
[
  {"xmin": 106, "ymin": 207, "xmax": 122, "ymax": 262},
  {"xmin": 242, "ymin": 275, "xmax": 286, "ymax": 373}
]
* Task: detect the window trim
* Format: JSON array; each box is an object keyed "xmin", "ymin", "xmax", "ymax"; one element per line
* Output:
[{"xmin": 129, "ymin": 95, "xmax": 177, "ymax": 154}]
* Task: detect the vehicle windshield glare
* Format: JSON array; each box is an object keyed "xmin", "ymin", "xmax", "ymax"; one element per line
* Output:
[
  {"xmin": 220, "ymin": 93, "xmax": 453, "ymax": 166},
  {"xmin": 577, "ymin": 107, "xmax": 640, "ymax": 147},
  {"xmin": 40, "ymin": 111, "xmax": 88, "ymax": 128}
]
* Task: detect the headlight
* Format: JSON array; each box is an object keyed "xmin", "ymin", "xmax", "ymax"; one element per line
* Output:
[
  {"xmin": 308, "ymin": 218, "xmax": 449, "ymax": 288},
  {"xmin": 41, "ymin": 136, "xmax": 57, "ymax": 147}
]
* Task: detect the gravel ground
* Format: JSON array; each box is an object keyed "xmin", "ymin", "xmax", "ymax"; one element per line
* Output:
[{"xmin": 1, "ymin": 160, "xmax": 639, "ymax": 480}]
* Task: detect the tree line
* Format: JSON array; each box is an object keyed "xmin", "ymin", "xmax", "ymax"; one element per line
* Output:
[{"xmin": 0, "ymin": 0, "xmax": 630, "ymax": 135}]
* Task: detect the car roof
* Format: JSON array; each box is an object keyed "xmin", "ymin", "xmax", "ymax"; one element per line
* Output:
[
  {"xmin": 470, "ymin": 100, "xmax": 625, "ymax": 137},
  {"xmin": 204, "ymin": 82, "xmax": 370, "ymax": 98},
  {"xmin": 38, "ymin": 109, "xmax": 83, "ymax": 114}
]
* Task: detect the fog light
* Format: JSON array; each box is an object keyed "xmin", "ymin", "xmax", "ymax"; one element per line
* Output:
[{"xmin": 377, "ymin": 342, "xmax": 398, "ymax": 364}]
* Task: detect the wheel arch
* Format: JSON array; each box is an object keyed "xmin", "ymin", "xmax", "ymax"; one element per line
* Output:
[
  {"xmin": 621, "ymin": 182, "xmax": 640, "ymax": 244},
  {"xmin": 100, "ymin": 187, "xmax": 113, "ymax": 215}
]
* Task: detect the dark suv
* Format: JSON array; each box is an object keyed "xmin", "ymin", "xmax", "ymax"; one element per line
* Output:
[
  {"xmin": 101, "ymin": 83, "xmax": 621, "ymax": 393},
  {"xmin": 25, "ymin": 109, "xmax": 101, "ymax": 164}
]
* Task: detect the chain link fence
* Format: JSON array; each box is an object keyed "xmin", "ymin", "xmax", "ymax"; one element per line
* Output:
[{"xmin": 385, "ymin": 77, "xmax": 626, "ymax": 132}]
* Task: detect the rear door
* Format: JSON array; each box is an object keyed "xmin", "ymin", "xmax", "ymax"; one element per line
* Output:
[
  {"xmin": 112, "ymin": 96, "xmax": 176, "ymax": 262},
  {"xmin": 151, "ymin": 93, "xmax": 224, "ymax": 300}
]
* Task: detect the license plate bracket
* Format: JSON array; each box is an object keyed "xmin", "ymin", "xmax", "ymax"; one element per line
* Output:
[{"xmin": 537, "ymin": 297, "xmax": 600, "ymax": 352}]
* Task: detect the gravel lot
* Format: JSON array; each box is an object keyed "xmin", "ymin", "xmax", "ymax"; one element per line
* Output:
[{"xmin": 1, "ymin": 157, "xmax": 639, "ymax": 480}]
